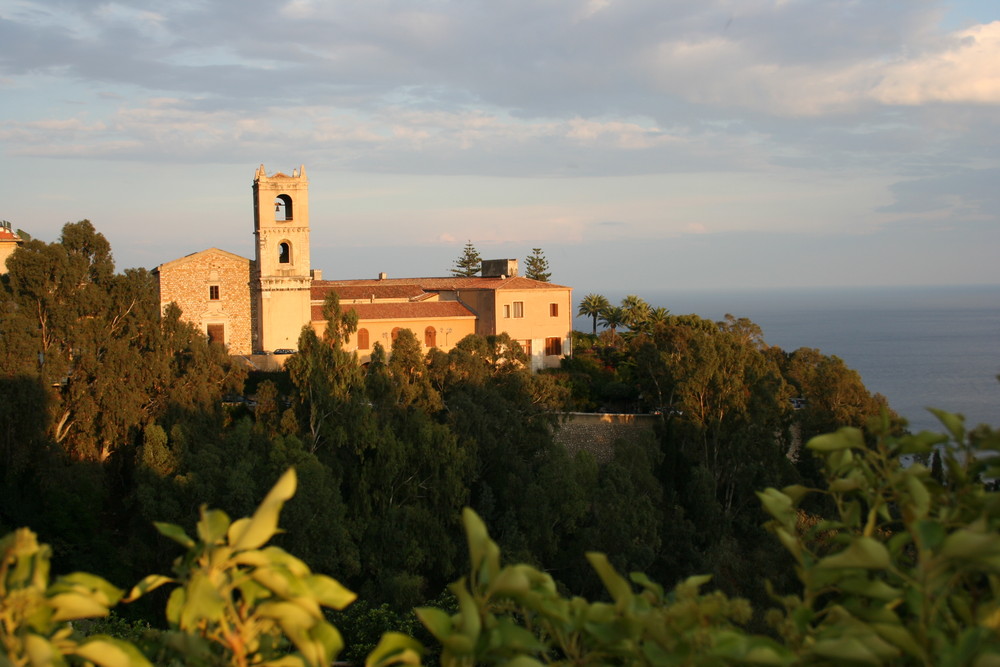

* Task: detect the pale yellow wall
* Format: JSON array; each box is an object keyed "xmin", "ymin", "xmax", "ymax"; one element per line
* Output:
[
  {"xmin": 312, "ymin": 315, "xmax": 476, "ymax": 363},
  {"xmin": 257, "ymin": 280, "xmax": 313, "ymax": 352},
  {"xmin": 493, "ymin": 287, "xmax": 573, "ymax": 369},
  {"xmin": 0, "ymin": 242, "xmax": 18, "ymax": 274},
  {"xmin": 156, "ymin": 250, "xmax": 253, "ymax": 354},
  {"xmin": 251, "ymin": 165, "xmax": 313, "ymax": 353}
]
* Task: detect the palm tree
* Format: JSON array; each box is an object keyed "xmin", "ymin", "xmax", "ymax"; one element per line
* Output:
[
  {"xmin": 647, "ymin": 306, "xmax": 670, "ymax": 328},
  {"xmin": 577, "ymin": 293, "xmax": 610, "ymax": 335},
  {"xmin": 598, "ymin": 306, "xmax": 626, "ymax": 337},
  {"xmin": 620, "ymin": 294, "xmax": 651, "ymax": 331}
]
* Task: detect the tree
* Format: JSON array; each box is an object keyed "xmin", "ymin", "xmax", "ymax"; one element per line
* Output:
[
  {"xmin": 577, "ymin": 294, "xmax": 610, "ymax": 335},
  {"xmin": 620, "ymin": 294, "xmax": 651, "ymax": 331},
  {"xmin": 451, "ymin": 241, "xmax": 481, "ymax": 277},
  {"xmin": 598, "ymin": 305, "xmax": 626, "ymax": 338},
  {"xmin": 524, "ymin": 248, "xmax": 551, "ymax": 282}
]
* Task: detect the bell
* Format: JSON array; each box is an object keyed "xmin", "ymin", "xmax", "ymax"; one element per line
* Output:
[{"xmin": 275, "ymin": 202, "xmax": 282, "ymax": 212}]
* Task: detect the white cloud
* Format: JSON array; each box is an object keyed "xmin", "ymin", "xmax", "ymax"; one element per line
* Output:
[{"xmin": 872, "ymin": 21, "xmax": 1000, "ymax": 105}]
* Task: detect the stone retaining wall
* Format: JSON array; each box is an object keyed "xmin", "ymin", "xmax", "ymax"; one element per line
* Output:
[{"xmin": 555, "ymin": 412, "xmax": 658, "ymax": 463}]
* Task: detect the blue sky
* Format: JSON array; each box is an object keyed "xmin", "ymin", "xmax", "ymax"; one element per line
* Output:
[{"xmin": 2, "ymin": 0, "xmax": 999, "ymax": 294}]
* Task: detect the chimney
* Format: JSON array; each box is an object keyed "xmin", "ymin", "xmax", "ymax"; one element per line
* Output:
[
  {"xmin": 481, "ymin": 259, "xmax": 518, "ymax": 278},
  {"xmin": 378, "ymin": 272, "xmax": 387, "ymax": 280}
]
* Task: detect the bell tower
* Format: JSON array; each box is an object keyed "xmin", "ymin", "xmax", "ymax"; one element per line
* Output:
[{"xmin": 250, "ymin": 164, "xmax": 313, "ymax": 353}]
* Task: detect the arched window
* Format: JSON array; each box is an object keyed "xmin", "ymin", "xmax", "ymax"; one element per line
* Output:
[
  {"xmin": 424, "ymin": 326, "xmax": 437, "ymax": 348},
  {"xmin": 391, "ymin": 327, "xmax": 401, "ymax": 343},
  {"xmin": 274, "ymin": 194, "xmax": 293, "ymax": 221},
  {"xmin": 357, "ymin": 328, "xmax": 370, "ymax": 350},
  {"xmin": 278, "ymin": 242, "xmax": 291, "ymax": 264}
]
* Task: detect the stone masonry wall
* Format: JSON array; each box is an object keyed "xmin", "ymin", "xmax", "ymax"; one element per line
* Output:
[
  {"xmin": 158, "ymin": 251, "xmax": 253, "ymax": 355},
  {"xmin": 555, "ymin": 412, "xmax": 658, "ymax": 463}
]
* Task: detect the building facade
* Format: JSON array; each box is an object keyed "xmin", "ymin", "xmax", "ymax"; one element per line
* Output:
[
  {"xmin": 0, "ymin": 222, "xmax": 23, "ymax": 274},
  {"xmin": 155, "ymin": 165, "xmax": 573, "ymax": 369}
]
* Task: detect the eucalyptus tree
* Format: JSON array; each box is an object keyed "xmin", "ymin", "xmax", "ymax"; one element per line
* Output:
[
  {"xmin": 1, "ymin": 220, "xmax": 242, "ymax": 462},
  {"xmin": 577, "ymin": 294, "xmax": 609, "ymax": 335}
]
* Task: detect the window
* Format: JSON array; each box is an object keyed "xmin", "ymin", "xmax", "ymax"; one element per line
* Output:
[
  {"xmin": 549, "ymin": 303, "xmax": 558, "ymax": 317},
  {"xmin": 278, "ymin": 242, "xmax": 290, "ymax": 264},
  {"xmin": 513, "ymin": 301, "xmax": 524, "ymax": 318},
  {"xmin": 545, "ymin": 337, "xmax": 562, "ymax": 356},
  {"xmin": 519, "ymin": 339, "xmax": 532, "ymax": 357},
  {"xmin": 207, "ymin": 323, "xmax": 225, "ymax": 346},
  {"xmin": 357, "ymin": 328, "xmax": 370, "ymax": 350},
  {"xmin": 391, "ymin": 327, "xmax": 401, "ymax": 343},
  {"xmin": 209, "ymin": 285, "xmax": 220, "ymax": 300},
  {"xmin": 274, "ymin": 195, "xmax": 293, "ymax": 221},
  {"xmin": 503, "ymin": 304, "xmax": 511, "ymax": 318},
  {"xmin": 425, "ymin": 326, "xmax": 437, "ymax": 348}
]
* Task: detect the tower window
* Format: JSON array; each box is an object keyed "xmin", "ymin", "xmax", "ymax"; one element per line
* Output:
[
  {"xmin": 278, "ymin": 242, "xmax": 290, "ymax": 264},
  {"xmin": 209, "ymin": 285, "xmax": 220, "ymax": 300},
  {"xmin": 274, "ymin": 195, "xmax": 293, "ymax": 221}
]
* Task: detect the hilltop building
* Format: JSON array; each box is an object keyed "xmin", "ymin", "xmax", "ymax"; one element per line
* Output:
[
  {"xmin": 155, "ymin": 165, "xmax": 572, "ymax": 369},
  {"xmin": 0, "ymin": 222, "xmax": 24, "ymax": 274}
]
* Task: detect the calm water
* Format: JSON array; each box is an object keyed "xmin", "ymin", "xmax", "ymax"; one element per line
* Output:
[{"xmin": 574, "ymin": 285, "xmax": 1000, "ymax": 434}]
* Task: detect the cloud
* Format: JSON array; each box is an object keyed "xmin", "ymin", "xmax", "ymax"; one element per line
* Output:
[{"xmin": 872, "ymin": 21, "xmax": 1000, "ymax": 105}]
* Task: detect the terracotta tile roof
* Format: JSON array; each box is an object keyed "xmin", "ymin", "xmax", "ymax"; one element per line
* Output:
[
  {"xmin": 318, "ymin": 276, "xmax": 569, "ymax": 291},
  {"xmin": 311, "ymin": 282, "xmax": 426, "ymax": 301},
  {"xmin": 0, "ymin": 227, "xmax": 20, "ymax": 242},
  {"xmin": 311, "ymin": 300, "xmax": 476, "ymax": 322}
]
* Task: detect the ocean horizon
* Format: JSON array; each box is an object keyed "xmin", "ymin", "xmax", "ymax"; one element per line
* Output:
[{"xmin": 571, "ymin": 284, "xmax": 1000, "ymax": 434}]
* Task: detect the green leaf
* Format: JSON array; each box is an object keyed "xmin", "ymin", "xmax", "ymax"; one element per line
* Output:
[
  {"xmin": 196, "ymin": 508, "xmax": 231, "ymax": 544},
  {"xmin": 914, "ymin": 520, "xmax": 946, "ymax": 551},
  {"xmin": 904, "ymin": 475, "xmax": 930, "ymax": 519},
  {"xmin": 124, "ymin": 574, "xmax": 175, "ymax": 603},
  {"xmin": 810, "ymin": 637, "xmax": 882, "ymax": 665},
  {"xmin": 304, "ymin": 574, "xmax": 356, "ymax": 610},
  {"xmin": 415, "ymin": 606, "xmax": 454, "ymax": 642},
  {"xmin": 365, "ymin": 632, "xmax": 424, "ymax": 667},
  {"xmin": 74, "ymin": 637, "xmax": 154, "ymax": 667},
  {"xmin": 54, "ymin": 573, "xmax": 123, "ymax": 607},
  {"xmin": 929, "ymin": 409, "xmax": 965, "ymax": 442},
  {"xmin": 757, "ymin": 488, "xmax": 796, "ymax": 529},
  {"xmin": 942, "ymin": 528, "xmax": 1000, "ymax": 561},
  {"xmin": 153, "ymin": 522, "xmax": 195, "ymax": 548},
  {"xmin": 586, "ymin": 552, "xmax": 633, "ymax": 610},
  {"xmin": 228, "ymin": 468, "xmax": 297, "ymax": 552},
  {"xmin": 24, "ymin": 633, "xmax": 59, "ymax": 667},
  {"xmin": 49, "ymin": 592, "xmax": 111, "ymax": 621},
  {"xmin": 179, "ymin": 572, "xmax": 226, "ymax": 631},
  {"xmin": 817, "ymin": 537, "xmax": 891, "ymax": 570},
  {"xmin": 808, "ymin": 427, "xmax": 864, "ymax": 452}
]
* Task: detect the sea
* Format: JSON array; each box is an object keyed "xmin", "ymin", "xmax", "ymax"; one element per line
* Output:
[{"xmin": 573, "ymin": 285, "xmax": 1000, "ymax": 435}]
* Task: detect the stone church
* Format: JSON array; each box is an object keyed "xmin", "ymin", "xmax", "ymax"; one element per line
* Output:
[{"xmin": 155, "ymin": 165, "xmax": 573, "ymax": 370}]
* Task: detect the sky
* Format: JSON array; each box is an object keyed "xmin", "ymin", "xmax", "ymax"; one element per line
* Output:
[{"xmin": 2, "ymin": 0, "xmax": 999, "ymax": 295}]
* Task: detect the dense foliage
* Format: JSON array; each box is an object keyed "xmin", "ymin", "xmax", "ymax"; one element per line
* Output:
[
  {"xmin": 4, "ymin": 413, "xmax": 999, "ymax": 665},
  {"xmin": 6, "ymin": 221, "xmax": 986, "ymax": 665}
]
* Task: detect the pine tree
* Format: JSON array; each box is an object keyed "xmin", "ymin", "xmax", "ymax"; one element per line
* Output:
[
  {"xmin": 451, "ymin": 241, "xmax": 481, "ymax": 277},
  {"xmin": 524, "ymin": 248, "xmax": 551, "ymax": 282}
]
